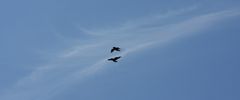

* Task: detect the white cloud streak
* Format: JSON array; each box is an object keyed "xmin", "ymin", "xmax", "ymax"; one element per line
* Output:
[{"xmin": 0, "ymin": 8, "xmax": 239, "ymax": 100}]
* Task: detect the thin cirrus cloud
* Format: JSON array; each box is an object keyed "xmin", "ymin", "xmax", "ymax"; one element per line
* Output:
[{"xmin": 0, "ymin": 8, "xmax": 239, "ymax": 100}]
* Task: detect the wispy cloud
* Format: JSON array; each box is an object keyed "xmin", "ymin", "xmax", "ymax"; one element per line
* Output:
[{"xmin": 0, "ymin": 8, "xmax": 239, "ymax": 100}]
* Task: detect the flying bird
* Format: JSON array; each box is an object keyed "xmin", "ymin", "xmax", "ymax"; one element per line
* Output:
[
  {"xmin": 108, "ymin": 56, "xmax": 121, "ymax": 62},
  {"xmin": 111, "ymin": 47, "xmax": 121, "ymax": 53}
]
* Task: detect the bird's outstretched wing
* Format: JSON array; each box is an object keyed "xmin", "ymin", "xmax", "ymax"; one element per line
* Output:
[{"xmin": 111, "ymin": 49, "xmax": 115, "ymax": 53}]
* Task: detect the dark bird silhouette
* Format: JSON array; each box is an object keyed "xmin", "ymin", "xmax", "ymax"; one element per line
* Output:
[
  {"xmin": 108, "ymin": 56, "xmax": 121, "ymax": 62},
  {"xmin": 111, "ymin": 47, "xmax": 120, "ymax": 53}
]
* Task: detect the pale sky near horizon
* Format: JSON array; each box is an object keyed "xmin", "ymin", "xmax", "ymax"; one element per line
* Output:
[{"xmin": 0, "ymin": 0, "xmax": 240, "ymax": 100}]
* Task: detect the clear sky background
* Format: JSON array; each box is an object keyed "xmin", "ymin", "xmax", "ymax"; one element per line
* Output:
[{"xmin": 0, "ymin": 0, "xmax": 240, "ymax": 100}]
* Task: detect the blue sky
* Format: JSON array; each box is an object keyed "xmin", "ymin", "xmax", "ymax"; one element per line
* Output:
[{"xmin": 0, "ymin": 0, "xmax": 240, "ymax": 100}]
